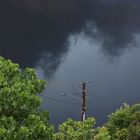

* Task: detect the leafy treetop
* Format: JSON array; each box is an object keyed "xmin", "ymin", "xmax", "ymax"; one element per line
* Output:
[{"xmin": 0, "ymin": 56, "xmax": 53, "ymax": 140}]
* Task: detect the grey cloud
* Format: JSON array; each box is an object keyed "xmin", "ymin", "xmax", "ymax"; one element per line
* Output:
[{"xmin": 0, "ymin": 0, "xmax": 140, "ymax": 77}]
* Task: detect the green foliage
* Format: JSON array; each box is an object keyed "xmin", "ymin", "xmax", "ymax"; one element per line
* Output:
[
  {"xmin": 106, "ymin": 103, "xmax": 140, "ymax": 140},
  {"xmin": 94, "ymin": 127, "xmax": 111, "ymax": 140},
  {"xmin": 0, "ymin": 56, "xmax": 53, "ymax": 140},
  {"xmin": 54, "ymin": 118, "xmax": 96, "ymax": 140},
  {"xmin": 0, "ymin": 56, "xmax": 140, "ymax": 140},
  {"xmin": 127, "ymin": 112, "xmax": 140, "ymax": 140}
]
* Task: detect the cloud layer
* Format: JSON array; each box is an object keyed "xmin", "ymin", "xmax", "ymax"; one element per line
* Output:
[{"xmin": 0, "ymin": 0, "xmax": 140, "ymax": 77}]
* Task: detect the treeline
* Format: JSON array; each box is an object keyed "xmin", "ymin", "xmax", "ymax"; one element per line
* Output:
[{"xmin": 0, "ymin": 56, "xmax": 140, "ymax": 140}]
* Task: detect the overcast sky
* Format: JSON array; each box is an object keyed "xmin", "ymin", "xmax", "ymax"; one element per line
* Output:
[
  {"xmin": 0, "ymin": 0, "xmax": 140, "ymax": 76},
  {"xmin": 0, "ymin": 0, "xmax": 140, "ymax": 125}
]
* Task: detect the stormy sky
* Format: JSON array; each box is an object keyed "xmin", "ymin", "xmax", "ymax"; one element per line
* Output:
[
  {"xmin": 1, "ymin": 0, "xmax": 140, "ymax": 126},
  {"xmin": 0, "ymin": 0, "xmax": 140, "ymax": 77}
]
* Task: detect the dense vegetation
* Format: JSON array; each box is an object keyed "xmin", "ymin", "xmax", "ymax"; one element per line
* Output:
[{"xmin": 0, "ymin": 56, "xmax": 140, "ymax": 140}]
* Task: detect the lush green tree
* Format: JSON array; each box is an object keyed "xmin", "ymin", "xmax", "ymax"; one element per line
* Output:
[
  {"xmin": 54, "ymin": 118, "xmax": 96, "ymax": 140},
  {"xmin": 106, "ymin": 103, "xmax": 140, "ymax": 140},
  {"xmin": 94, "ymin": 127, "xmax": 111, "ymax": 140},
  {"xmin": 0, "ymin": 56, "xmax": 54, "ymax": 140},
  {"xmin": 1, "ymin": 56, "xmax": 140, "ymax": 140},
  {"xmin": 126, "ymin": 111, "xmax": 140, "ymax": 140}
]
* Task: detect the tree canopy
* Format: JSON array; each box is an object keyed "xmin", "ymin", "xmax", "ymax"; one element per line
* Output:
[
  {"xmin": 0, "ymin": 56, "xmax": 53, "ymax": 140},
  {"xmin": 0, "ymin": 56, "xmax": 140, "ymax": 140},
  {"xmin": 106, "ymin": 103, "xmax": 140, "ymax": 140}
]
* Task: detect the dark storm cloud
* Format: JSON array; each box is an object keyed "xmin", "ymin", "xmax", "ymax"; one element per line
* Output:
[
  {"xmin": 93, "ymin": 0, "xmax": 140, "ymax": 55},
  {"xmin": 0, "ymin": 0, "xmax": 140, "ymax": 77}
]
